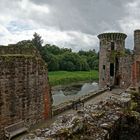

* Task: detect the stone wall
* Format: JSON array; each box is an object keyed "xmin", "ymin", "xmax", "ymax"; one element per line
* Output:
[
  {"xmin": 134, "ymin": 30, "xmax": 140, "ymax": 55},
  {"xmin": 98, "ymin": 40, "xmax": 109, "ymax": 88},
  {"xmin": 0, "ymin": 41, "xmax": 39, "ymax": 56},
  {"xmin": 0, "ymin": 42, "xmax": 52, "ymax": 139},
  {"xmin": 131, "ymin": 55, "xmax": 140, "ymax": 89},
  {"xmin": 119, "ymin": 56, "xmax": 133, "ymax": 89},
  {"xmin": 130, "ymin": 30, "xmax": 140, "ymax": 89},
  {"xmin": 53, "ymin": 89, "xmax": 106, "ymax": 116}
]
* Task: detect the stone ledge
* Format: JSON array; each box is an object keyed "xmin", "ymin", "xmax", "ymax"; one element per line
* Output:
[{"xmin": 52, "ymin": 89, "xmax": 107, "ymax": 116}]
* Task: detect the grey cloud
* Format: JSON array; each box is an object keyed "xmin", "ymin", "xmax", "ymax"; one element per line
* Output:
[
  {"xmin": 30, "ymin": 0, "xmax": 132, "ymax": 34},
  {"xmin": 0, "ymin": 0, "xmax": 139, "ymax": 50}
]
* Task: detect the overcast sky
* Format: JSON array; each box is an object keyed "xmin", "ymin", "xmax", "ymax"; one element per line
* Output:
[{"xmin": 0, "ymin": 0, "xmax": 140, "ymax": 51}]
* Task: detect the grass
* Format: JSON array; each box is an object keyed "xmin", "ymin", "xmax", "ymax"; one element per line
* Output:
[{"xmin": 48, "ymin": 70, "xmax": 99, "ymax": 86}]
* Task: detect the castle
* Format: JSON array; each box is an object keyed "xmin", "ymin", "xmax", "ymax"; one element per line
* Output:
[{"xmin": 98, "ymin": 30, "xmax": 140, "ymax": 90}]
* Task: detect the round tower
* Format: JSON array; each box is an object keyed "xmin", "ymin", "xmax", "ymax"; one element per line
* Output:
[
  {"xmin": 134, "ymin": 30, "xmax": 140, "ymax": 54},
  {"xmin": 98, "ymin": 32, "xmax": 127, "ymax": 88}
]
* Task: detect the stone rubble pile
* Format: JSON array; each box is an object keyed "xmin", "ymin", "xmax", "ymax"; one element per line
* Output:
[{"xmin": 21, "ymin": 93, "xmax": 131, "ymax": 140}]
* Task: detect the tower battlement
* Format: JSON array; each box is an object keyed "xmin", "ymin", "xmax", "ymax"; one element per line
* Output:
[{"xmin": 98, "ymin": 33, "xmax": 127, "ymax": 40}]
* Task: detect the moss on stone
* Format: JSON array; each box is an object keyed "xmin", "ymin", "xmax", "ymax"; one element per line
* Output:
[
  {"xmin": 0, "ymin": 40, "xmax": 40, "ymax": 57},
  {"xmin": 107, "ymin": 50, "xmax": 126, "ymax": 62}
]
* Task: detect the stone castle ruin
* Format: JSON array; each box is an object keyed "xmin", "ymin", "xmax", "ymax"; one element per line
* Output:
[
  {"xmin": 1, "ymin": 30, "xmax": 140, "ymax": 139},
  {"xmin": 0, "ymin": 41, "xmax": 52, "ymax": 139},
  {"xmin": 98, "ymin": 30, "xmax": 140, "ymax": 90}
]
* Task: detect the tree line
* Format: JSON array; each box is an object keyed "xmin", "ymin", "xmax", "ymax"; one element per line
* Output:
[{"xmin": 32, "ymin": 32, "xmax": 99, "ymax": 71}]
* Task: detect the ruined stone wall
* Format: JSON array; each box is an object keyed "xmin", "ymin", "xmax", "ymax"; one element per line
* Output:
[
  {"xmin": 98, "ymin": 40, "xmax": 109, "ymax": 88},
  {"xmin": 119, "ymin": 56, "xmax": 133, "ymax": 89},
  {"xmin": 131, "ymin": 55, "xmax": 140, "ymax": 88},
  {"xmin": 131, "ymin": 30, "xmax": 140, "ymax": 88},
  {"xmin": 0, "ymin": 42, "xmax": 39, "ymax": 56},
  {"xmin": 0, "ymin": 43, "xmax": 52, "ymax": 139},
  {"xmin": 134, "ymin": 30, "xmax": 140, "ymax": 54}
]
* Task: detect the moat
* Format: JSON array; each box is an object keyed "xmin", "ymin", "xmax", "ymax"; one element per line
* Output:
[{"xmin": 52, "ymin": 81, "xmax": 99, "ymax": 106}]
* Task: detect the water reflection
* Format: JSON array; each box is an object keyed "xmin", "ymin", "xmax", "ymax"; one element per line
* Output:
[{"xmin": 52, "ymin": 82, "xmax": 98, "ymax": 106}]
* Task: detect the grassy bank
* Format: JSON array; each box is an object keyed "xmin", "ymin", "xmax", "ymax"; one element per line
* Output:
[{"xmin": 48, "ymin": 70, "xmax": 99, "ymax": 86}]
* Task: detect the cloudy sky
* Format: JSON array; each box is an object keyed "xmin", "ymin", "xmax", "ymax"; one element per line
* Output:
[{"xmin": 0, "ymin": 0, "xmax": 140, "ymax": 51}]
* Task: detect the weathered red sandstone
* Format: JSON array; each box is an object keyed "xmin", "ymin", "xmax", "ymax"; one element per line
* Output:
[
  {"xmin": 98, "ymin": 30, "xmax": 140, "ymax": 90},
  {"xmin": 0, "ymin": 41, "xmax": 52, "ymax": 139}
]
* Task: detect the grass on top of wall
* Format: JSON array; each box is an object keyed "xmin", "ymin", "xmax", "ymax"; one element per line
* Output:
[{"xmin": 48, "ymin": 70, "xmax": 99, "ymax": 86}]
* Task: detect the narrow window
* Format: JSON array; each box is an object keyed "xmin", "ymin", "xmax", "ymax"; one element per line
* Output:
[
  {"xmin": 139, "ymin": 63, "xmax": 140, "ymax": 81},
  {"xmin": 102, "ymin": 65, "xmax": 105, "ymax": 80},
  {"xmin": 115, "ymin": 57, "xmax": 119, "ymax": 71},
  {"xmin": 110, "ymin": 63, "xmax": 114, "ymax": 76},
  {"xmin": 111, "ymin": 42, "xmax": 115, "ymax": 50}
]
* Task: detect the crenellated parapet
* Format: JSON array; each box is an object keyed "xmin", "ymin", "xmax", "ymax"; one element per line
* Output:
[{"xmin": 98, "ymin": 33, "xmax": 127, "ymax": 41}]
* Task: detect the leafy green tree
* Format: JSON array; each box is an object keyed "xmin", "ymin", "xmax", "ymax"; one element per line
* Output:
[
  {"xmin": 32, "ymin": 32, "xmax": 43, "ymax": 51},
  {"xmin": 43, "ymin": 44, "xmax": 61, "ymax": 55},
  {"xmin": 43, "ymin": 44, "xmax": 72, "ymax": 55},
  {"xmin": 79, "ymin": 57, "xmax": 90, "ymax": 71},
  {"xmin": 32, "ymin": 40, "xmax": 99, "ymax": 71},
  {"xmin": 78, "ymin": 49, "xmax": 99, "ymax": 70},
  {"xmin": 87, "ymin": 56, "xmax": 96, "ymax": 69},
  {"xmin": 61, "ymin": 48, "xmax": 72, "ymax": 53},
  {"xmin": 78, "ymin": 49, "xmax": 96, "ymax": 57},
  {"xmin": 15, "ymin": 34, "xmax": 99, "ymax": 71},
  {"xmin": 92, "ymin": 59, "xmax": 99, "ymax": 70},
  {"xmin": 47, "ymin": 55, "xmax": 59, "ymax": 71},
  {"xmin": 59, "ymin": 52, "xmax": 90, "ymax": 71},
  {"xmin": 40, "ymin": 49, "xmax": 59, "ymax": 71},
  {"xmin": 60, "ymin": 60, "xmax": 75, "ymax": 71}
]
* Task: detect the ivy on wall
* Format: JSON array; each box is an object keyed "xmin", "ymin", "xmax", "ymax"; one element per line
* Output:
[{"xmin": 107, "ymin": 50, "xmax": 126, "ymax": 63}]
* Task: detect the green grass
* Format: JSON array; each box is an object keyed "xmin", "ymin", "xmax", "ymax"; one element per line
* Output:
[{"xmin": 48, "ymin": 70, "xmax": 99, "ymax": 86}]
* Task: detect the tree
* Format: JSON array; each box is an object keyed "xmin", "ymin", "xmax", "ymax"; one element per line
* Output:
[
  {"xmin": 32, "ymin": 32, "xmax": 43, "ymax": 51},
  {"xmin": 80, "ymin": 57, "xmax": 90, "ymax": 71},
  {"xmin": 33, "ymin": 41, "xmax": 98, "ymax": 71},
  {"xmin": 78, "ymin": 49, "xmax": 99, "ymax": 70},
  {"xmin": 59, "ymin": 52, "xmax": 90, "ymax": 71},
  {"xmin": 40, "ymin": 48, "xmax": 59, "ymax": 71},
  {"xmin": 43, "ymin": 44, "xmax": 61, "ymax": 55},
  {"xmin": 47, "ymin": 55, "xmax": 60, "ymax": 71}
]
